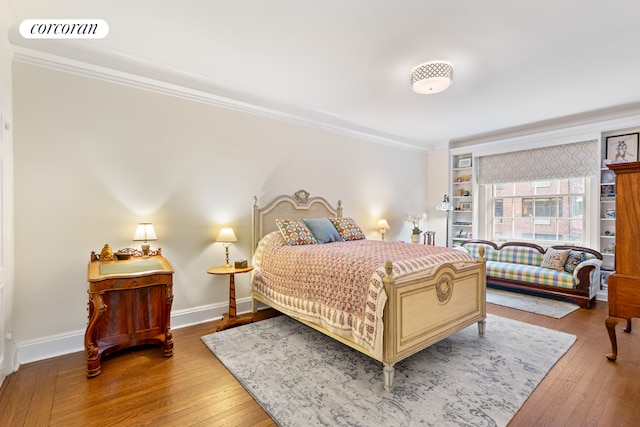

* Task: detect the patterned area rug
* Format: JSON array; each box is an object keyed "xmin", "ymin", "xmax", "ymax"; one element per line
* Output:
[
  {"xmin": 486, "ymin": 288, "xmax": 580, "ymax": 318},
  {"xmin": 201, "ymin": 314, "xmax": 576, "ymax": 427}
]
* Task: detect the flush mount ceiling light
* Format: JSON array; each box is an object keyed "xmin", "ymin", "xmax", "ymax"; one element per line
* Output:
[{"xmin": 411, "ymin": 61, "xmax": 453, "ymax": 94}]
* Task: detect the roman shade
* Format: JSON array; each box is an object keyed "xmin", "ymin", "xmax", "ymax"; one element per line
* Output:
[{"xmin": 477, "ymin": 139, "xmax": 599, "ymax": 184}]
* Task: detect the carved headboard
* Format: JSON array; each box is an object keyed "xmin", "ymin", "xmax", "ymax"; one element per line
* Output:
[{"xmin": 252, "ymin": 189, "xmax": 343, "ymax": 251}]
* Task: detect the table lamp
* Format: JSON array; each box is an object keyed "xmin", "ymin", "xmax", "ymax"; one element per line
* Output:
[
  {"xmin": 133, "ymin": 223, "xmax": 157, "ymax": 256},
  {"xmin": 216, "ymin": 227, "xmax": 238, "ymax": 268},
  {"xmin": 377, "ymin": 219, "xmax": 390, "ymax": 240}
]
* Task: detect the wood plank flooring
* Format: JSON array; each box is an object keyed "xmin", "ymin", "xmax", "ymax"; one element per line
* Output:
[{"xmin": 1, "ymin": 302, "xmax": 639, "ymax": 426}]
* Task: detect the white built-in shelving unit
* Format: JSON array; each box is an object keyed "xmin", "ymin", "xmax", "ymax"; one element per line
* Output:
[{"xmin": 451, "ymin": 153, "xmax": 474, "ymax": 247}]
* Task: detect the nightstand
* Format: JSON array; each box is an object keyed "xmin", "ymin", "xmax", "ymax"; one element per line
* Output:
[
  {"xmin": 85, "ymin": 255, "xmax": 174, "ymax": 377},
  {"xmin": 207, "ymin": 265, "xmax": 254, "ymax": 331}
]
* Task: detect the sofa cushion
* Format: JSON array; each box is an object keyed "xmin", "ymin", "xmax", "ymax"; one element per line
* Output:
[
  {"xmin": 486, "ymin": 261, "xmax": 574, "ymax": 289},
  {"xmin": 564, "ymin": 251, "xmax": 585, "ymax": 274},
  {"xmin": 497, "ymin": 246, "xmax": 545, "ymax": 266},
  {"xmin": 541, "ymin": 248, "xmax": 571, "ymax": 271}
]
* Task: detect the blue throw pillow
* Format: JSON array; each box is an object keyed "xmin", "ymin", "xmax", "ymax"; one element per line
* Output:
[
  {"xmin": 564, "ymin": 251, "xmax": 585, "ymax": 274},
  {"xmin": 302, "ymin": 218, "xmax": 343, "ymax": 244}
]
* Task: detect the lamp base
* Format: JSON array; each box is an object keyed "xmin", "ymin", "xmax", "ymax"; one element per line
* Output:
[
  {"xmin": 224, "ymin": 245, "xmax": 232, "ymax": 268},
  {"xmin": 445, "ymin": 211, "xmax": 450, "ymax": 247},
  {"xmin": 141, "ymin": 243, "xmax": 150, "ymax": 257}
]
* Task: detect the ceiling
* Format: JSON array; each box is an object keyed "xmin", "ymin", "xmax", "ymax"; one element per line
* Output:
[{"xmin": 6, "ymin": 1, "xmax": 640, "ymax": 151}]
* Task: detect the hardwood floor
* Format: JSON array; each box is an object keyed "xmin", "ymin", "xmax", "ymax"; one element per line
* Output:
[{"xmin": 1, "ymin": 302, "xmax": 639, "ymax": 426}]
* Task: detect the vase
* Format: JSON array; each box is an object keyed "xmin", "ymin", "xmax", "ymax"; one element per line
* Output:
[
  {"xmin": 411, "ymin": 234, "xmax": 420, "ymax": 244},
  {"xmin": 100, "ymin": 244, "xmax": 113, "ymax": 260}
]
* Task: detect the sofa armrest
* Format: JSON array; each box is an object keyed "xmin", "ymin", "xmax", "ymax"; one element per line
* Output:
[
  {"xmin": 454, "ymin": 245, "xmax": 470, "ymax": 255},
  {"xmin": 573, "ymin": 259, "xmax": 601, "ymax": 290}
]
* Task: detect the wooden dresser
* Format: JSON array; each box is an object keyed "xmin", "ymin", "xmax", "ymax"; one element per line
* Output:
[
  {"xmin": 85, "ymin": 254, "xmax": 174, "ymax": 376},
  {"xmin": 605, "ymin": 161, "xmax": 640, "ymax": 361}
]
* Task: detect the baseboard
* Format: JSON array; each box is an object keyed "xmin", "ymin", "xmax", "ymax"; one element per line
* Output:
[
  {"xmin": 15, "ymin": 297, "xmax": 260, "ymax": 367},
  {"xmin": 170, "ymin": 296, "xmax": 258, "ymax": 329},
  {"xmin": 16, "ymin": 329, "xmax": 85, "ymax": 367}
]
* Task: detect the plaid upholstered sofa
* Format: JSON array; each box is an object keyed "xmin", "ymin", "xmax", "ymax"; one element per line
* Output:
[{"xmin": 459, "ymin": 240, "xmax": 603, "ymax": 308}]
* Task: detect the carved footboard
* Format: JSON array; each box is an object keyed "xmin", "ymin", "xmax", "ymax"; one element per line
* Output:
[
  {"xmin": 252, "ymin": 252, "xmax": 487, "ymax": 392},
  {"xmin": 380, "ymin": 253, "xmax": 487, "ymax": 391}
]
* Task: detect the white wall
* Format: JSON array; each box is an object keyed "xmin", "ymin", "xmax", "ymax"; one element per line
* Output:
[
  {"xmin": 425, "ymin": 149, "xmax": 450, "ymax": 246},
  {"xmin": 12, "ymin": 61, "xmax": 430, "ymax": 362}
]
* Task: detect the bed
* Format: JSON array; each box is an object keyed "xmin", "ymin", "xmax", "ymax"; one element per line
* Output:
[{"xmin": 251, "ymin": 190, "xmax": 487, "ymax": 391}]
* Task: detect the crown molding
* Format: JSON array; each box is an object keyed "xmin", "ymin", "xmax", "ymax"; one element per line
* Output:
[
  {"xmin": 450, "ymin": 103, "xmax": 640, "ymax": 149},
  {"xmin": 451, "ymin": 112, "xmax": 640, "ymax": 159},
  {"xmin": 11, "ymin": 45, "xmax": 429, "ymax": 153}
]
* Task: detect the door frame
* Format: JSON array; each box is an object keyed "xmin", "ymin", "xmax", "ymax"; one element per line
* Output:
[{"xmin": 0, "ymin": 92, "xmax": 15, "ymax": 387}]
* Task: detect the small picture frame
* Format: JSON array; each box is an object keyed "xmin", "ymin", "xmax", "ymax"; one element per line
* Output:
[
  {"xmin": 458, "ymin": 158, "xmax": 472, "ymax": 168},
  {"xmin": 459, "ymin": 202, "xmax": 472, "ymax": 211},
  {"xmin": 600, "ymin": 185, "xmax": 615, "ymax": 200},
  {"xmin": 606, "ymin": 133, "xmax": 639, "ymax": 163}
]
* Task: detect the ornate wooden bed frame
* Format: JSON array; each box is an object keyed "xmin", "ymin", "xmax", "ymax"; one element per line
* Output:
[{"xmin": 251, "ymin": 190, "xmax": 487, "ymax": 391}]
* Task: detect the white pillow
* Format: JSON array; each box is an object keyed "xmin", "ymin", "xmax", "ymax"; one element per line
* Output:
[{"xmin": 540, "ymin": 248, "xmax": 571, "ymax": 271}]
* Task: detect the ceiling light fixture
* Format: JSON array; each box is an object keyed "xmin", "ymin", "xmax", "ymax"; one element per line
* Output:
[{"xmin": 411, "ymin": 61, "xmax": 453, "ymax": 94}]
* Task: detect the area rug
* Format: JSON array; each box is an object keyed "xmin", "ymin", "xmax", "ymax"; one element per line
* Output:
[
  {"xmin": 486, "ymin": 287, "xmax": 580, "ymax": 318},
  {"xmin": 201, "ymin": 314, "xmax": 576, "ymax": 427}
]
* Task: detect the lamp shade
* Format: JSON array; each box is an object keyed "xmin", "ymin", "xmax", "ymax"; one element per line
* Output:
[
  {"xmin": 377, "ymin": 219, "xmax": 390, "ymax": 230},
  {"xmin": 412, "ymin": 61, "xmax": 453, "ymax": 94},
  {"xmin": 435, "ymin": 195, "xmax": 454, "ymax": 211},
  {"xmin": 216, "ymin": 227, "xmax": 237, "ymax": 243},
  {"xmin": 133, "ymin": 223, "xmax": 157, "ymax": 242}
]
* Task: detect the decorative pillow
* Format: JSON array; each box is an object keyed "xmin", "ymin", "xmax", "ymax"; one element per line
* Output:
[
  {"xmin": 564, "ymin": 251, "xmax": 585, "ymax": 274},
  {"xmin": 275, "ymin": 219, "xmax": 317, "ymax": 246},
  {"xmin": 540, "ymin": 248, "xmax": 571, "ymax": 271},
  {"xmin": 302, "ymin": 218, "xmax": 343, "ymax": 244},
  {"xmin": 329, "ymin": 217, "xmax": 366, "ymax": 241}
]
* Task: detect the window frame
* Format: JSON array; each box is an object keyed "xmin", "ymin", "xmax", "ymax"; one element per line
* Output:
[{"xmin": 487, "ymin": 178, "xmax": 587, "ymax": 246}]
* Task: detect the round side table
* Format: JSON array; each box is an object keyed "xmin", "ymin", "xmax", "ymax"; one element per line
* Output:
[{"xmin": 207, "ymin": 265, "xmax": 254, "ymax": 331}]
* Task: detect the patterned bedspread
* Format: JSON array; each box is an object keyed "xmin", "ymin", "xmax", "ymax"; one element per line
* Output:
[{"xmin": 252, "ymin": 232, "xmax": 475, "ymax": 358}]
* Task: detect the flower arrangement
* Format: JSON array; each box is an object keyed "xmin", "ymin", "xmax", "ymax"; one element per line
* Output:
[{"xmin": 406, "ymin": 213, "xmax": 427, "ymax": 235}]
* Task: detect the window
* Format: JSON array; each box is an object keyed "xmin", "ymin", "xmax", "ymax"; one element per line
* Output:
[
  {"xmin": 491, "ymin": 178, "xmax": 585, "ymax": 244},
  {"xmin": 522, "ymin": 198, "xmax": 562, "ymax": 217}
]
